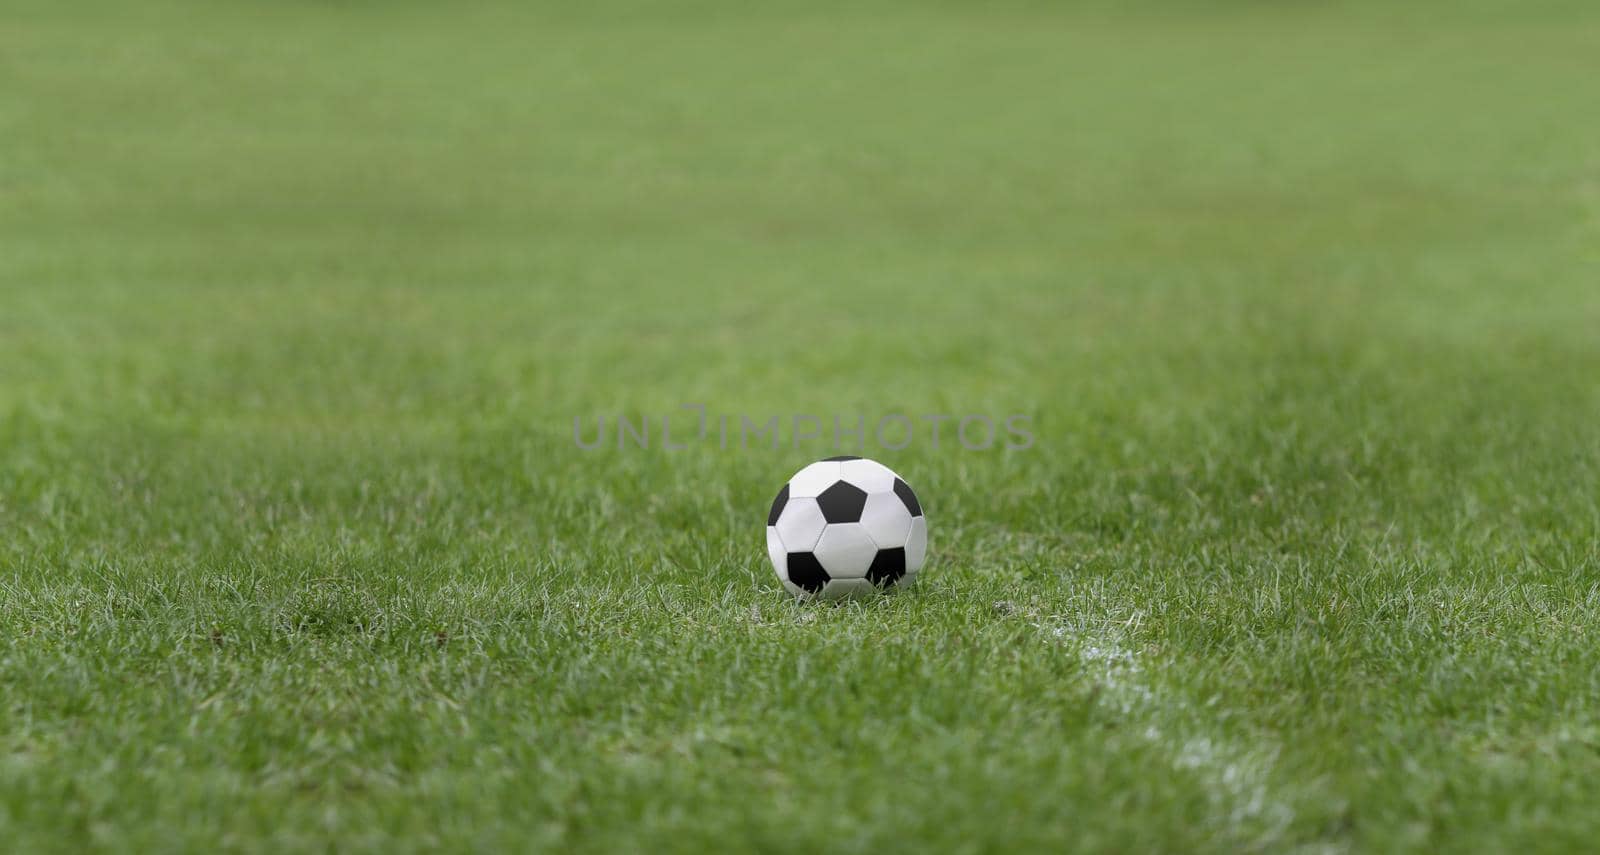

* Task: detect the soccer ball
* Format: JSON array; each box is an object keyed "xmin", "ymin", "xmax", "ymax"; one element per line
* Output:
[{"xmin": 766, "ymin": 456, "xmax": 927, "ymax": 599}]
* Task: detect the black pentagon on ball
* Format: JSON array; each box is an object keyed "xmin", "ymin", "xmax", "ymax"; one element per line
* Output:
[
  {"xmin": 821, "ymin": 455, "xmax": 862, "ymax": 461},
  {"xmin": 893, "ymin": 478, "xmax": 922, "ymax": 517},
  {"xmin": 767, "ymin": 483, "xmax": 789, "ymax": 526},
  {"xmin": 815, "ymin": 480, "xmax": 868, "ymax": 523},
  {"xmin": 786, "ymin": 552, "xmax": 829, "ymax": 593},
  {"xmin": 866, "ymin": 547, "xmax": 906, "ymax": 587}
]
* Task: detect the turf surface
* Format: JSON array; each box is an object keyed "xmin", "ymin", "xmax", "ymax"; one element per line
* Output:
[{"xmin": 3, "ymin": 1, "xmax": 1599, "ymax": 851}]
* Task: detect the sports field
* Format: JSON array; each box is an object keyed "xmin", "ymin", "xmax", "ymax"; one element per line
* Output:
[{"xmin": 3, "ymin": 1, "xmax": 1598, "ymax": 851}]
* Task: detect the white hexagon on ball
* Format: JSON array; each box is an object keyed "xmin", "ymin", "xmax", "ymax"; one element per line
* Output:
[
  {"xmin": 773, "ymin": 496, "xmax": 826, "ymax": 552},
  {"xmin": 765, "ymin": 456, "xmax": 926, "ymax": 599},
  {"xmin": 839, "ymin": 458, "xmax": 900, "ymax": 494},
  {"xmin": 786, "ymin": 461, "xmax": 842, "ymax": 498},
  {"xmin": 906, "ymin": 516, "xmax": 928, "ymax": 573},
  {"xmin": 813, "ymin": 523, "xmax": 877, "ymax": 579},
  {"xmin": 859, "ymin": 492, "xmax": 913, "ymax": 550}
]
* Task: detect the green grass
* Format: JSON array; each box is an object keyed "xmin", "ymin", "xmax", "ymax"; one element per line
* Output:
[{"xmin": 3, "ymin": 1, "xmax": 1600, "ymax": 851}]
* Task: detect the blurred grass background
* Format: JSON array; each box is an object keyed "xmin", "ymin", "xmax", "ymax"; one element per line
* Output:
[{"xmin": 2, "ymin": 1, "xmax": 1599, "ymax": 851}]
